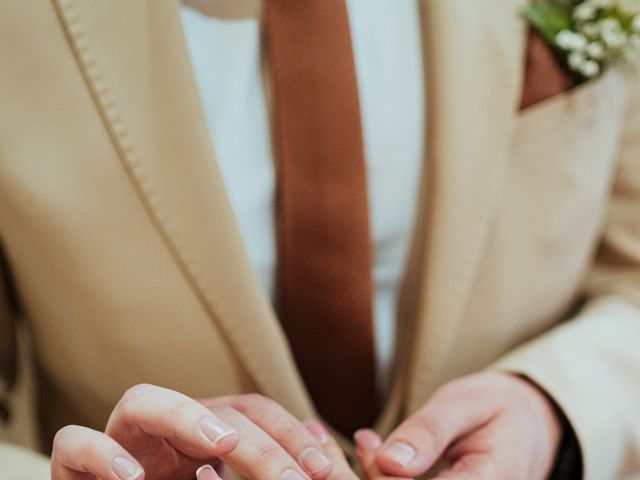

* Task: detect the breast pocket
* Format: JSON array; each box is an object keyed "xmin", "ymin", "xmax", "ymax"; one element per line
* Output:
[
  {"xmin": 509, "ymin": 70, "xmax": 628, "ymax": 251},
  {"xmin": 472, "ymin": 70, "xmax": 631, "ymax": 339}
]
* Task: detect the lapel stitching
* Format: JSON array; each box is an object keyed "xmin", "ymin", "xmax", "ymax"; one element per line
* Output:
[{"xmin": 52, "ymin": 0, "xmax": 315, "ymax": 418}]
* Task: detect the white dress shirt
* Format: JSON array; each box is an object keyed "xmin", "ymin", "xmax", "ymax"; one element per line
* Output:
[{"xmin": 179, "ymin": 0, "xmax": 425, "ymax": 393}]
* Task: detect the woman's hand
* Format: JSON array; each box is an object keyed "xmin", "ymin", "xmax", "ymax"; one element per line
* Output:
[{"xmin": 51, "ymin": 384, "xmax": 333, "ymax": 480}]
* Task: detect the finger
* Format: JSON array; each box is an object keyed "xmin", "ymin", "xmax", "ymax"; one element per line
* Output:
[
  {"xmin": 107, "ymin": 384, "xmax": 239, "ymax": 460},
  {"xmin": 309, "ymin": 423, "xmax": 407, "ymax": 480},
  {"xmin": 208, "ymin": 394, "xmax": 333, "ymax": 479},
  {"xmin": 376, "ymin": 383, "xmax": 494, "ymax": 476},
  {"xmin": 353, "ymin": 430, "xmax": 409, "ymax": 480},
  {"xmin": 196, "ymin": 464, "xmax": 223, "ymax": 480},
  {"xmin": 354, "ymin": 429, "xmax": 382, "ymax": 479},
  {"xmin": 304, "ymin": 419, "xmax": 331, "ymax": 446},
  {"xmin": 304, "ymin": 420, "xmax": 359, "ymax": 480},
  {"xmin": 212, "ymin": 404, "xmax": 312, "ymax": 480},
  {"xmin": 51, "ymin": 425, "xmax": 144, "ymax": 480}
]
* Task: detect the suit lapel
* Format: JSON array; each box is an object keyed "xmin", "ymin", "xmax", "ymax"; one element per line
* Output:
[
  {"xmin": 52, "ymin": 0, "xmax": 315, "ymax": 419},
  {"xmin": 405, "ymin": 0, "xmax": 528, "ymax": 411},
  {"xmin": 51, "ymin": 0, "xmax": 530, "ymax": 424}
]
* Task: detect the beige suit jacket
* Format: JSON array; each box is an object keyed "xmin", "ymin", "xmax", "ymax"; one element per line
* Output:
[{"xmin": 1, "ymin": 0, "xmax": 639, "ymax": 478}]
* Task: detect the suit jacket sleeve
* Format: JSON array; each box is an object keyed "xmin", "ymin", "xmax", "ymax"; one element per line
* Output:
[{"xmin": 493, "ymin": 69, "xmax": 640, "ymax": 479}]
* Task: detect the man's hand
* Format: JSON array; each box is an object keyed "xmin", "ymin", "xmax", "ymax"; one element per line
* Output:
[
  {"xmin": 51, "ymin": 385, "xmax": 333, "ymax": 480},
  {"xmin": 356, "ymin": 372, "xmax": 563, "ymax": 479}
]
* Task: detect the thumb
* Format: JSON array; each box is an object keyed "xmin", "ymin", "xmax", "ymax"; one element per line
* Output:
[{"xmin": 375, "ymin": 383, "xmax": 494, "ymax": 477}]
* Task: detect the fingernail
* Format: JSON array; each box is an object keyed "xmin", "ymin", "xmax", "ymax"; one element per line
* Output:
[
  {"xmin": 112, "ymin": 456, "xmax": 143, "ymax": 480},
  {"xmin": 354, "ymin": 429, "xmax": 382, "ymax": 451},
  {"xmin": 280, "ymin": 468, "xmax": 307, "ymax": 480},
  {"xmin": 200, "ymin": 416, "xmax": 236, "ymax": 445},
  {"xmin": 197, "ymin": 465, "xmax": 220, "ymax": 480},
  {"xmin": 299, "ymin": 447, "xmax": 331, "ymax": 474},
  {"xmin": 304, "ymin": 419, "xmax": 330, "ymax": 445},
  {"xmin": 381, "ymin": 441, "xmax": 416, "ymax": 466}
]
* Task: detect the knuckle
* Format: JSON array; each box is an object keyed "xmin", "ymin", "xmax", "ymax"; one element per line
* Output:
[
  {"xmin": 206, "ymin": 395, "xmax": 231, "ymax": 408},
  {"xmin": 255, "ymin": 443, "xmax": 285, "ymax": 467},
  {"xmin": 244, "ymin": 393, "xmax": 277, "ymax": 413},
  {"xmin": 239, "ymin": 393, "xmax": 280, "ymax": 418},
  {"xmin": 410, "ymin": 414, "xmax": 443, "ymax": 444},
  {"xmin": 244, "ymin": 393, "xmax": 269, "ymax": 406},
  {"xmin": 110, "ymin": 384, "xmax": 160, "ymax": 429},
  {"xmin": 432, "ymin": 380, "xmax": 461, "ymax": 400},
  {"xmin": 171, "ymin": 399, "xmax": 196, "ymax": 419},
  {"xmin": 53, "ymin": 425, "xmax": 99, "ymax": 460},
  {"xmin": 120, "ymin": 383, "xmax": 153, "ymax": 409},
  {"xmin": 77, "ymin": 436, "xmax": 99, "ymax": 460},
  {"xmin": 53, "ymin": 425, "xmax": 80, "ymax": 449},
  {"xmin": 210, "ymin": 403, "xmax": 235, "ymax": 418},
  {"xmin": 274, "ymin": 422, "xmax": 306, "ymax": 448},
  {"xmin": 124, "ymin": 382, "xmax": 154, "ymax": 398}
]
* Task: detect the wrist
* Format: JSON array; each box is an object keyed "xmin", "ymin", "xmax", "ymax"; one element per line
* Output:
[
  {"xmin": 510, "ymin": 373, "xmax": 563, "ymax": 447},
  {"xmin": 508, "ymin": 373, "xmax": 582, "ymax": 478}
]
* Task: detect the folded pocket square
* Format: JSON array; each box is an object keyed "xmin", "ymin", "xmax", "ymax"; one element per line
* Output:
[{"xmin": 520, "ymin": 30, "xmax": 577, "ymax": 111}]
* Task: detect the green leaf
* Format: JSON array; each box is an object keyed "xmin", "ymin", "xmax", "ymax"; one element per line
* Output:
[{"xmin": 522, "ymin": 3, "xmax": 574, "ymax": 45}]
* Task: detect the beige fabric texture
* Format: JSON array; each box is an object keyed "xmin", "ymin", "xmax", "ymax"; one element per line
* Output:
[{"xmin": 0, "ymin": 1, "xmax": 639, "ymax": 478}]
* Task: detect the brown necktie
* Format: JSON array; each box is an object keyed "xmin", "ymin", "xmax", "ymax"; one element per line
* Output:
[{"xmin": 264, "ymin": 0, "xmax": 378, "ymax": 435}]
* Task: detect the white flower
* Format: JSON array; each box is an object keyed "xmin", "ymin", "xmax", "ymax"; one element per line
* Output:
[
  {"xmin": 580, "ymin": 22, "xmax": 601, "ymax": 38},
  {"xmin": 572, "ymin": 32, "xmax": 588, "ymax": 50},
  {"xmin": 569, "ymin": 51, "xmax": 587, "ymax": 69},
  {"xmin": 586, "ymin": 41, "xmax": 606, "ymax": 58},
  {"xmin": 599, "ymin": 18, "xmax": 626, "ymax": 48},
  {"xmin": 556, "ymin": 30, "xmax": 588, "ymax": 50},
  {"xmin": 556, "ymin": 30, "xmax": 576, "ymax": 49},
  {"xmin": 574, "ymin": 3, "xmax": 598, "ymax": 20},
  {"xmin": 603, "ymin": 30, "xmax": 627, "ymax": 48},
  {"xmin": 600, "ymin": 17, "xmax": 622, "ymax": 34},
  {"xmin": 529, "ymin": 0, "xmax": 640, "ymax": 80},
  {"xmin": 579, "ymin": 59, "xmax": 601, "ymax": 77}
]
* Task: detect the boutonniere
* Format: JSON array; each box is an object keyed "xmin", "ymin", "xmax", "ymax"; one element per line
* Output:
[{"xmin": 523, "ymin": 0, "xmax": 640, "ymax": 81}]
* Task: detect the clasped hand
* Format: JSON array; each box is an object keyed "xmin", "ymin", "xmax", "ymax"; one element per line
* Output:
[{"xmin": 51, "ymin": 373, "xmax": 562, "ymax": 480}]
